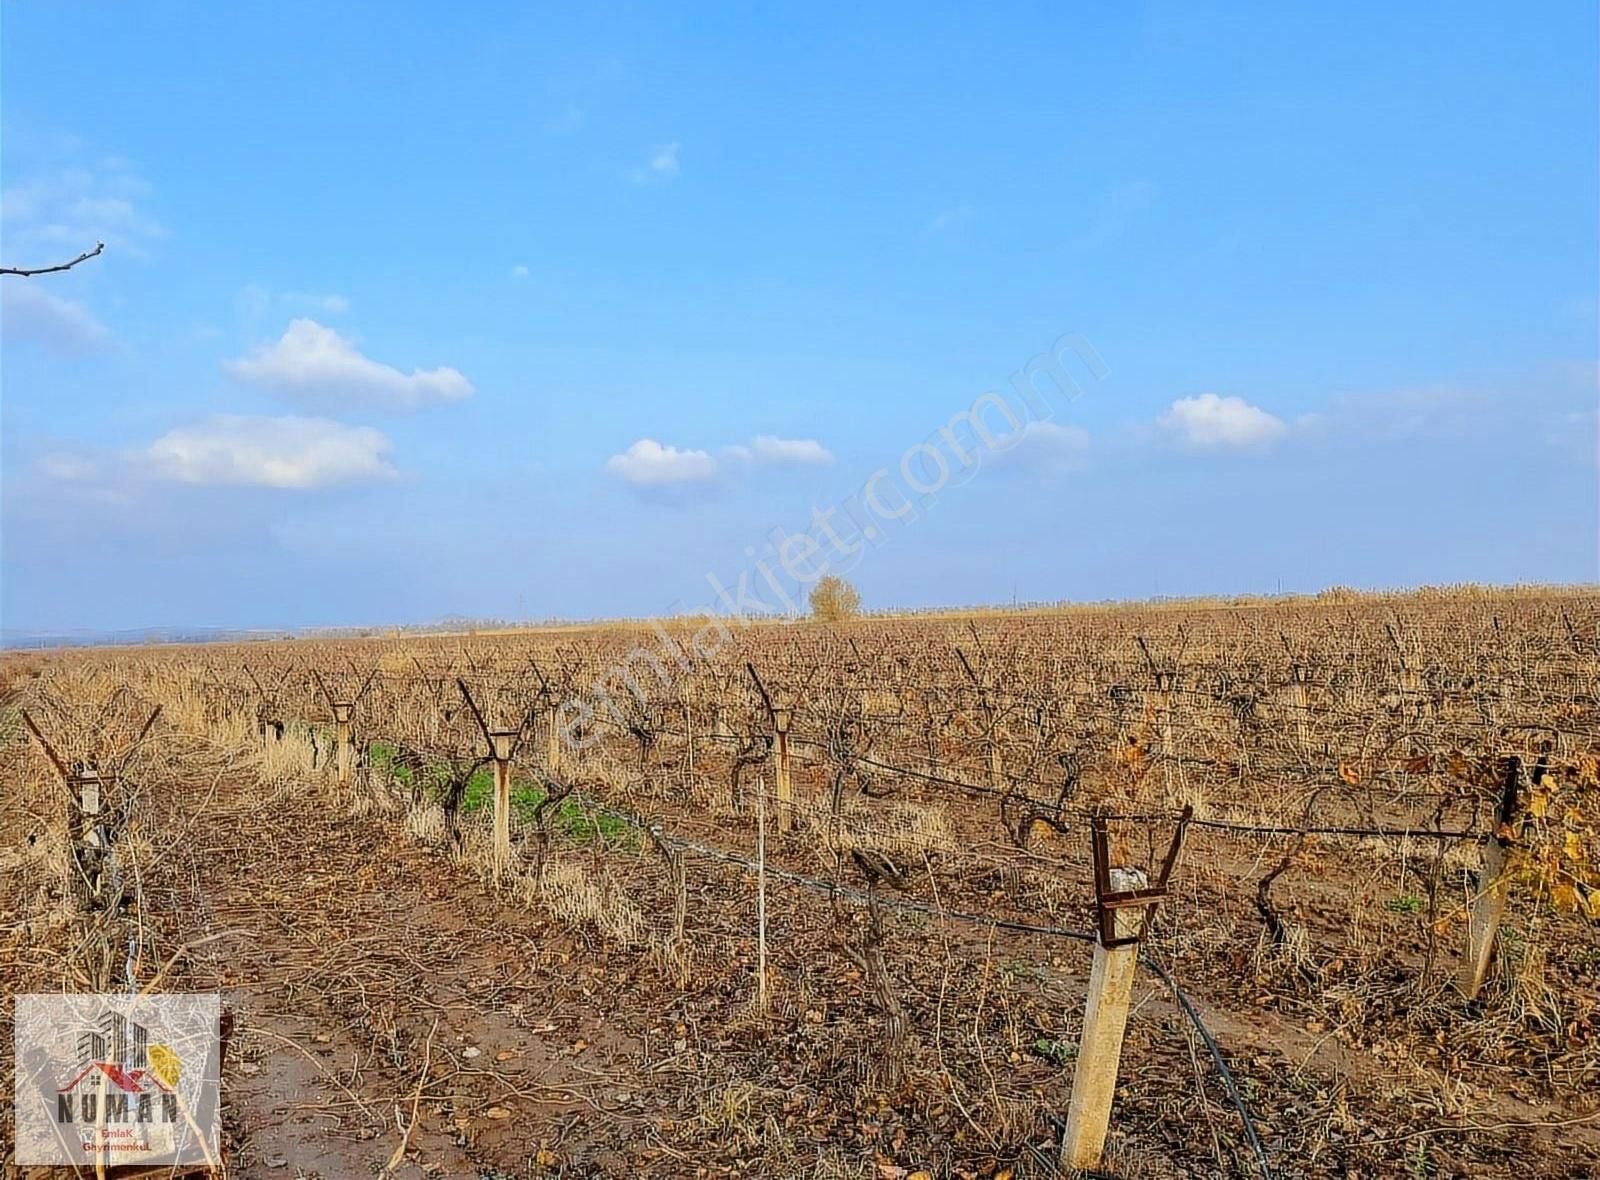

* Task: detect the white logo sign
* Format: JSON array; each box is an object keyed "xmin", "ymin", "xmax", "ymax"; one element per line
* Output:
[{"xmin": 12, "ymin": 994, "xmax": 221, "ymax": 1167}]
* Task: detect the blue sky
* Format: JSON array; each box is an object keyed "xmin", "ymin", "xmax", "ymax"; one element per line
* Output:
[{"xmin": 2, "ymin": 2, "xmax": 1595, "ymax": 634}]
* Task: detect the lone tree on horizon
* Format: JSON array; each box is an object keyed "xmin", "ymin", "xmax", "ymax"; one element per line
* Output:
[{"xmin": 809, "ymin": 575, "xmax": 862, "ymax": 623}]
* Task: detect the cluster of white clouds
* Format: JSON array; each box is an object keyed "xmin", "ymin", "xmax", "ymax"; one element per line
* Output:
[
  {"xmin": 52, "ymin": 318, "xmax": 475, "ymax": 491},
  {"xmin": 606, "ymin": 433, "xmax": 834, "ymax": 491},
  {"xmin": 1, "ymin": 144, "xmax": 478, "ymax": 494},
  {"xmin": 605, "ymin": 440, "xmax": 719, "ymax": 488},
  {"xmin": 9, "ymin": 152, "xmax": 1310, "ymax": 506},
  {"xmin": 599, "ymin": 394, "xmax": 1295, "ymax": 501},
  {"xmin": 224, "ymin": 318, "xmax": 473, "ymax": 412},
  {"xmin": 143, "ymin": 416, "xmax": 396, "ymax": 489},
  {"xmin": 726, "ymin": 435, "xmax": 834, "ymax": 466},
  {"xmin": 1157, "ymin": 393, "xmax": 1290, "ymax": 450},
  {"xmin": 30, "ymin": 415, "xmax": 397, "ymax": 494},
  {"xmin": 72, "ymin": 319, "xmax": 473, "ymax": 491}
]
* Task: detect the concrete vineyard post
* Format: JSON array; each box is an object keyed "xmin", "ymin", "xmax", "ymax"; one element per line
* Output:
[
  {"xmin": 1290, "ymin": 666, "xmax": 1309, "ymax": 754},
  {"xmin": 1063, "ymin": 867, "xmax": 1148, "ymax": 1171},
  {"xmin": 72, "ymin": 767, "xmax": 105, "ymax": 912},
  {"xmin": 1462, "ymin": 757, "xmax": 1520, "ymax": 999},
  {"xmin": 491, "ymin": 732, "xmax": 515, "ymax": 885},
  {"xmin": 756, "ymin": 776, "xmax": 769, "ymax": 1015},
  {"xmin": 684, "ymin": 697, "xmax": 695, "ymax": 783},
  {"xmin": 1159, "ymin": 676, "xmax": 1175, "ymax": 804},
  {"xmin": 546, "ymin": 708, "xmax": 561, "ymax": 772},
  {"xmin": 333, "ymin": 703, "xmax": 354, "ymax": 786},
  {"xmin": 773, "ymin": 707, "xmax": 793, "ymax": 834},
  {"xmin": 1461, "ymin": 838, "xmax": 1511, "ymax": 1000}
]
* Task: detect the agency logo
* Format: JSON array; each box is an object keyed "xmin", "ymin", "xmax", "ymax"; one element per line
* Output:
[{"xmin": 13, "ymin": 994, "xmax": 221, "ymax": 1167}]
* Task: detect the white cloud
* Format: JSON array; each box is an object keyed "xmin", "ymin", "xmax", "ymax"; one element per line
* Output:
[
  {"xmin": 990, "ymin": 420, "xmax": 1091, "ymax": 474},
  {"xmin": 511, "ymin": 264, "xmax": 529, "ymax": 279},
  {"xmin": 605, "ymin": 433, "xmax": 833, "ymax": 494},
  {"xmin": 746, "ymin": 435, "xmax": 833, "ymax": 466},
  {"xmin": 632, "ymin": 142, "xmax": 680, "ymax": 183},
  {"xmin": 224, "ymin": 319, "xmax": 473, "ymax": 411},
  {"xmin": 144, "ymin": 415, "xmax": 396, "ymax": 489},
  {"xmin": 1, "ymin": 158, "xmax": 167, "ymax": 259},
  {"xmin": 604, "ymin": 439, "xmax": 718, "ymax": 488},
  {"xmin": 1, "ymin": 281, "xmax": 109, "ymax": 354},
  {"xmin": 1158, "ymin": 393, "xmax": 1288, "ymax": 450}
]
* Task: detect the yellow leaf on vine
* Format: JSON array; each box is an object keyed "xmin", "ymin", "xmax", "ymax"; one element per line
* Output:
[
  {"xmin": 1551, "ymin": 883, "xmax": 1579, "ymax": 912},
  {"xmin": 1339, "ymin": 762, "xmax": 1362, "ymax": 786},
  {"xmin": 1530, "ymin": 788, "xmax": 1550, "ymax": 819}
]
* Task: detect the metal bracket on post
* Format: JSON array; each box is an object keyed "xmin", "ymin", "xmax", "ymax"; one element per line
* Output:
[
  {"xmin": 1090, "ymin": 805, "xmax": 1192, "ymax": 949},
  {"xmin": 489, "ymin": 731, "xmax": 516, "ymax": 763}
]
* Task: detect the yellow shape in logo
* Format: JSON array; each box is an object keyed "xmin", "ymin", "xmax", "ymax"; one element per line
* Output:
[{"xmin": 149, "ymin": 1043, "xmax": 181, "ymax": 1088}]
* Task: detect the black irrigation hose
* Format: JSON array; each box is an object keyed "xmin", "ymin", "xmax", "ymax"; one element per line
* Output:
[{"xmin": 1141, "ymin": 955, "xmax": 1274, "ymax": 1180}]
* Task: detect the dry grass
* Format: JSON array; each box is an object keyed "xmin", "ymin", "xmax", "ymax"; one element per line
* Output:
[{"xmin": 531, "ymin": 855, "xmax": 648, "ymax": 946}]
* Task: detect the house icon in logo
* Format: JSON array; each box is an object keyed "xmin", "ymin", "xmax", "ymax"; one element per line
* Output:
[{"xmin": 57, "ymin": 1011, "xmax": 178, "ymax": 1127}]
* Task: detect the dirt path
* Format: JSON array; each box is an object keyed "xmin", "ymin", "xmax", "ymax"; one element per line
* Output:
[{"xmin": 165, "ymin": 784, "xmax": 660, "ymax": 1178}]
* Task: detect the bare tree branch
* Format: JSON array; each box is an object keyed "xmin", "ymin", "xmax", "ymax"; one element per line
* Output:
[{"xmin": 1, "ymin": 241, "xmax": 105, "ymax": 277}]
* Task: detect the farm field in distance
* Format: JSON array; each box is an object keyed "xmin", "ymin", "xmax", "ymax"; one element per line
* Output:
[{"xmin": 2, "ymin": 585, "xmax": 1598, "ymax": 1178}]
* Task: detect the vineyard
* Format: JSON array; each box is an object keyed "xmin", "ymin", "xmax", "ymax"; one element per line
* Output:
[{"xmin": 3, "ymin": 586, "xmax": 1598, "ymax": 1178}]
